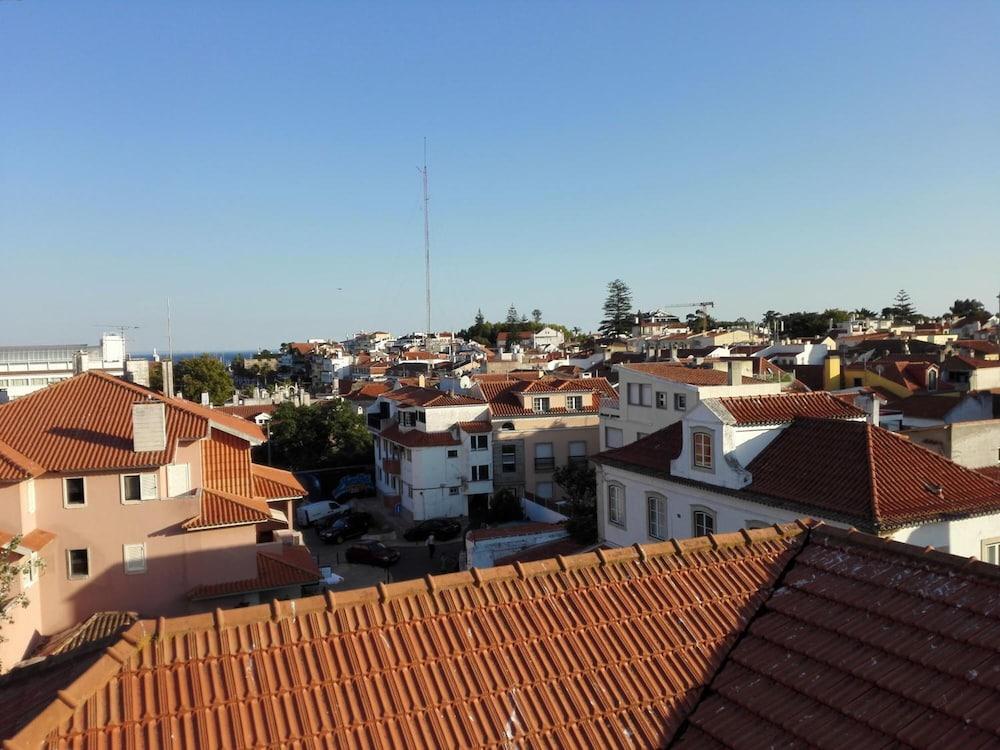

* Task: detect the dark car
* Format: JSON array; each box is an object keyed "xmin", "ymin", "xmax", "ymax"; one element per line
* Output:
[
  {"xmin": 319, "ymin": 512, "xmax": 372, "ymax": 544},
  {"xmin": 345, "ymin": 541, "xmax": 401, "ymax": 567},
  {"xmin": 403, "ymin": 518, "xmax": 462, "ymax": 542}
]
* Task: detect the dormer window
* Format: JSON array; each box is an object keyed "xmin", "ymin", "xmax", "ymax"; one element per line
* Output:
[
  {"xmin": 532, "ymin": 397, "xmax": 550, "ymax": 413},
  {"xmin": 399, "ymin": 411, "xmax": 416, "ymax": 428},
  {"xmin": 692, "ymin": 430, "xmax": 714, "ymax": 471},
  {"xmin": 566, "ymin": 395, "xmax": 583, "ymax": 411},
  {"xmin": 927, "ymin": 369, "xmax": 938, "ymax": 391}
]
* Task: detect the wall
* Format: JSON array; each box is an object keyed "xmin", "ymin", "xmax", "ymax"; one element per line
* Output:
[
  {"xmin": 522, "ymin": 497, "xmax": 569, "ymax": 523},
  {"xmin": 466, "ymin": 527, "xmax": 568, "ymax": 568},
  {"xmin": 494, "ymin": 415, "xmax": 599, "ymax": 498},
  {"xmin": 891, "ymin": 513, "xmax": 1000, "ymax": 559},
  {"xmin": 905, "ymin": 420, "xmax": 1000, "ymax": 469}
]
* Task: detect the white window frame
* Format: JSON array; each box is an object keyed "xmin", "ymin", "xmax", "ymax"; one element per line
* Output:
[
  {"xmin": 123, "ymin": 543, "xmax": 147, "ymax": 574},
  {"xmin": 983, "ymin": 538, "xmax": 1000, "ymax": 565},
  {"xmin": 566, "ymin": 395, "xmax": 583, "ymax": 411},
  {"xmin": 692, "ymin": 507, "xmax": 716, "ymax": 537},
  {"xmin": 471, "ymin": 434, "xmax": 488, "ymax": 451},
  {"xmin": 647, "ymin": 494, "xmax": 667, "ymax": 540},
  {"xmin": 605, "ymin": 426, "xmax": 624, "ymax": 449},
  {"xmin": 67, "ymin": 548, "xmax": 91, "ymax": 580},
  {"xmin": 166, "ymin": 463, "xmax": 191, "ymax": 497},
  {"xmin": 63, "ymin": 477, "xmax": 87, "ymax": 508},
  {"xmin": 674, "ymin": 393, "xmax": 687, "ymax": 411},
  {"xmin": 692, "ymin": 430, "xmax": 714, "ymax": 471},
  {"xmin": 121, "ymin": 472, "xmax": 159, "ymax": 503},
  {"xmin": 607, "ymin": 482, "xmax": 626, "ymax": 528},
  {"xmin": 532, "ymin": 397, "xmax": 550, "ymax": 413},
  {"xmin": 21, "ymin": 551, "xmax": 39, "ymax": 589},
  {"xmin": 471, "ymin": 464, "xmax": 490, "ymax": 481},
  {"xmin": 501, "ymin": 444, "xmax": 517, "ymax": 472},
  {"xmin": 655, "ymin": 391, "xmax": 668, "ymax": 409}
]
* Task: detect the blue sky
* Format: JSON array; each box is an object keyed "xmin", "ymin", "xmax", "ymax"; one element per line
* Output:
[{"xmin": 2, "ymin": 2, "xmax": 998, "ymax": 351}]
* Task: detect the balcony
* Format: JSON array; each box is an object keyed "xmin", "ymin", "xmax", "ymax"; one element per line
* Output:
[
  {"xmin": 568, "ymin": 455, "xmax": 588, "ymax": 466},
  {"xmin": 382, "ymin": 458, "xmax": 401, "ymax": 475},
  {"xmin": 534, "ymin": 457, "xmax": 555, "ymax": 472}
]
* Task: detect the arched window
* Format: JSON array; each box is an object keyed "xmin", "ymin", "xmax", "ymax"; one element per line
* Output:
[
  {"xmin": 647, "ymin": 493, "xmax": 667, "ymax": 540},
  {"xmin": 501, "ymin": 422, "xmax": 515, "ymax": 431},
  {"xmin": 692, "ymin": 430, "xmax": 713, "ymax": 470},
  {"xmin": 927, "ymin": 369, "xmax": 938, "ymax": 391}
]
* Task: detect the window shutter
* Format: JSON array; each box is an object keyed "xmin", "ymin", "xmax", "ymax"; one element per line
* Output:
[
  {"xmin": 123, "ymin": 544, "xmax": 146, "ymax": 573},
  {"xmin": 167, "ymin": 464, "xmax": 190, "ymax": 496},
  {"xmin": 140, "ymin": 473, "xmax": 159, "ymax": 500}
]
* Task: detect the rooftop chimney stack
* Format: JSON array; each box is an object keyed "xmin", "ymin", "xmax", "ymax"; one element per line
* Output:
[
  {"xmin": 161, "ymin": 360, "xmax": 175, "ymax": 398},
  {"xmin": 132, "ymin": 401, "xmax": 167, "ymax": 453},
  {"xmin": 867, "ymin": 394, "xmax": 880, "ymax": 427},
  {"xmin": 417, "ymin": 374, "xmax": 426, "ymax": 388}
]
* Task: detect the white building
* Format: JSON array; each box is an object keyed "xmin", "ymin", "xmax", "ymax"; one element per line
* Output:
[
  {"xmin": 0, "ymin": 334, "xmax": 127, "ymax": 400},
  {"xmin": 592, "ymin": 391, "xmax": 1000, "ymax": 562},
  {"xmin": 599, "ymin": 360, "xmax": 781, "ymax": 451},
  {"xmin": 754, "ymin": 341, "xmax": 830, "ymax": 367},
  {"xmin": 368, "ymin": 386, "xmax": 493, "ymax": 519}
]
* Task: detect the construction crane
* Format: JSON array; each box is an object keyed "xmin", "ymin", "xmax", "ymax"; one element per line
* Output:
[{"xmin": 653, "ymin": 301, "xmax": 716, "ymax": 333}]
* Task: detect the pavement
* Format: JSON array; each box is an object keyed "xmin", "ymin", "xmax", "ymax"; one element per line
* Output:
[{"xmin": 301, "ymin": 495, "xmax": 467, "ymax": 591}]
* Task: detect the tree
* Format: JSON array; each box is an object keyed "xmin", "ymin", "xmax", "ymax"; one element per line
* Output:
[
  {"xmin": 474, "ymin": 308, "xmax": 485, "ymax": 327},
  {"xmin": 599, "ymin": 279, "xmax": 633, "ymax": 337},
  {"xmin": 257, "ymin": 400, "xmax": 372, "ymax": 471},
  {"xmin": 531, "ymin": 308, "xmax": 543, "ymax": 324},
  {"xmin": 505, "ymin": 304, "xmax": 519, "ymax": 324},
  {"xmin": 488, "ymin": 488, "xmax": 524, "ymax": 524},
  {"xmin": 890, "ymin": 289, "xmax": 917, "ymax": 323},
  {"xmin": 553, "ymin": 462, "xmax": 598, "ymax": 544},
  {"xmin": 780, "ymin": 312, "xmax": 829, "ymax": 339},
  {"xmin": 949, "ymin": 299, "xmax": 990, "ymax": 322},
  {"xmin": 149, "ymin": 361, "xmax": 163, "ymax": 392},
  {"xmin": 821, "ymin": 309, "xmax": 851, "ymax": 325},
  {"xmin": 175, "ymin": 354, "xmax": 235, "ymax": 406},
  {"xmin": 1, "ymin": 535, "xmax": 43, "ymax": 671}
]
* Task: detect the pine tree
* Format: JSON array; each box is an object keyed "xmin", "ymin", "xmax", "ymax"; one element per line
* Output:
[
  {"xmin": 505, "ymin": 304, "xmax": 519, "ymax": 324},
  {"xmin": 892, "ymin": 289, "xmax": 916, "ymax": 323},
  {"xmin": 599, "ymin": 279, "xmax": 634, "ymax": 337},
  {"xmin": 474, "ymin": 308, "xmax": 485, "ymax": 326}
]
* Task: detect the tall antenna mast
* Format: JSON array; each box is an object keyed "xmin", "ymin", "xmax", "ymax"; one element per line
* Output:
[
  {"xmin": 420, "ymin": 138, "xmax": 431, "ymax": 341},
  {"xmin": 166, "ymin": 297, "xmax": 174, "ymax": 362}
]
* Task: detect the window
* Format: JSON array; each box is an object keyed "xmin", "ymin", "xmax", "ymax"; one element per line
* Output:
[
  {"xmin": 449, "ymin": 486, "xmax": 460, "ymax": 495},
  {"xmin": 64, "ymin": 477, "xmax": 86, "ymax": 507},
  {"xmin": 167, "ymin": 463, "xmax": 191, "ymax": 496},
  {"xmin": 627, "ymin": 383, "xmax": 652, "ymax": 406},
  {"xmin": 647, "ymin": 494, "xmax": 667, "ymax": 540},
  {"xmin": 471, "ymin": 464, "xmax": 490, "ymax": 481},
  {"xmin": 927, "ymin": 369, "xmax": 938, "ymax": 391},
  {"xmin": 67, "ymin": 548, "xmax": 90, "ymax": 579},
  {"xmin": 983, "ymin": 539, "xmax": 1000, "ymax": 565},
  {"xmin": 655, "ymin": 391, "xmax": 668, "ymax": 409},
  {"xmin": 534, "ymin": 442, "xmax": 555, "ymax": 471},
  {"xmin": 399, "ymin": 411, "xmax": 416, "ymax": 428},
  {"xmin": 532, "ymin": 397, "xmax": 550, "ymax": 413},
  {"xmin": 692, "ymin": 508, "xmax": 716, "ymax": 537},
  {"xmin": 447, "ymin": 449, "xmax": 458, "ymax": 458},
  {"xmin": 501, "ymin": 422, "xmax": 515, "ymax": 431},
  {"xmin": 122, "ymin": 473, "xmax": 158, "ymax": 502},
  {"xmin": 21, "ymin": 551, "xmax": 39, "ymax": 589},
  {"xmin": 501, "ymin": 444, "xmax": 517, "ymax": 472},
  {"xmin": 692, "ymin": 430, "xmax": 713, "ymax": 470},
  {"xmin": 417, "ymin": 411, "xmax": 426, "ymax": 423},
  {"xmin": 673, "ymin": 393, "xmax": 687, "ymax": 411},
  {"xmin": 568, "ymin": 441, "xmax": 587, "ymax": 465},
  {"xmin": 536, "ymin": 481, "xmax": 554, "ymax": 500},
  {"xmin": 605, "ymin": 426, "xmax": 623, "ymax": 449},
  {"xmin": 123, "ymin": 543, "xmax": 147, "ymax": 574},
  {"xmin": 607, "ymin": 483, "xmax": 625, "ymax": 527},
  {"xmin": 566, "ymin": 395, "xmax": 583, "ymax": 411},
  {"xmin": 471, "ymin": 435, "xmax": 488, "ymax": 451}
]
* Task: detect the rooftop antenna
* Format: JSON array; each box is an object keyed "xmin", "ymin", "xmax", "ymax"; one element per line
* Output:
[
  {"xmin": 419, "ymin": 138, "xmax": 431, "ymax": 344},
  {"xmin": 94, "ymin": 324, "xmax": 140, "ymax": 361},
  {"xmin": 166, "ymin": 297, "xmax": 174, "ymax": 363}
]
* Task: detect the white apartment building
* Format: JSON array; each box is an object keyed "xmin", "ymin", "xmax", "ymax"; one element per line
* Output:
[
  {"xmin": 599, "ymin": 360, "xmax": 781, "ymax": 450},
  {"xmin": 0, "ymin": 334, "xmax": 127, "ymax": 401},
  {"xmin": 368, "ymin": 386, "xmax": 493, "ymax": 519},
  {"xmin": 592, "ymin": 391, "xmax": 1000, "ymax": 562},
  {"xmin": 753, "ymin": 341, "xmax": 830, "ymax": 367}
]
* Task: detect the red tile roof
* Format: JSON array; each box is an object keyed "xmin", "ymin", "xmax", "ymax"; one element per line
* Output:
[
  {"xmin": 0, "ymin": 528, "xmax": 57, "ymax": 557},
  {"xmin": 381, "ymin": 385, "xmax": 485, "ymax": 407},
  {"xmin": 19, "ymin": 522, "xmax": 1000, "ymax": 749},
  {"xmin": 620, "ymin": 362, "xmax": 761, "ymax": 386},
  {"xmin": 976, "ymin": 466, "xmax": 1000, "ymax": 482},
  {"xmin": 477, "ymin": 376, "xmax": 616, "ymax": 417},
  {"xmin": 944, "ymin": 354, "xmax": 1000, "ymax": 370},
  {"xmin": 0, "ymin": 372, "xmax": 263, "ymax": 476},
  {"xmin": 251, "ymin": 464, "xmax": 307, "ymax": 499},
  {"xmin": 457, "ymin": 420, "xmax": 492, "ymax": 433},
  {"xmin": 715, "ymin": 392, "xmax": 866, "ymax": 425},
  {"xmin": 286, "ymin": 342, "xmax": 315, "ymax": 356},
  {"xmin": 747, "ymin": 417, "xmax": 1000, "ymax": 530},
  {"xmin": 341, "ymin": 381, "xmax": 392, "ymax": 401},
  {"xmin": 379, "ymin": 421, "xmax": 461, "ymax": 448},
  {"xmin": 214, "ymin": 403, "xmax": 276, "ymax": 420},
  {"xmin": 955, "ymin": 339, "xmax": 1000, "ymax": 355},
  {"xmin": 181, "ymin": 488, "xmax": 272, "ymax": 530},
  {"xmin": 592, "ymin": 423, "xmax": 683, "ymax": 475},
  {"xmin": 187, "ymin": 545, "xmax": 320, "ymax": 600},
  {"xmin": 466, "ymin": 521, "xmax": 564, "ymax": 542},
  {"xmin": 886, "ymin": 393, "xmax": 967, "ymax": 420},
  {"xmin": 32, "ymin": 611, "xmax": 139, "ymax": 659},
  {"xmin": 0, "ymin": 439, "xmax": 46, "ymax": 482}
]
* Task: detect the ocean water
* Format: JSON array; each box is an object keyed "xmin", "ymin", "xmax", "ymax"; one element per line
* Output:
[{"xmin": 134, "ymin": 351, "xmax": 258, "ymax": 366}]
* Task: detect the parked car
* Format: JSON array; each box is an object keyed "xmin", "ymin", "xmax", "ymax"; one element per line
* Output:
[
  {"xmin": 403, "ymin": 518, "xmax": 462, "ymax": 542},
  {"xmin": 345, "ymin": 541, "xmax": 400, "ymax": 567},
  {"xmin": 296, "ymin": 499, "xmax": 352, "ymax": 528},
  {"xmin": 319, "ymin": 512, "xmax": 373, "ymax": 544}
]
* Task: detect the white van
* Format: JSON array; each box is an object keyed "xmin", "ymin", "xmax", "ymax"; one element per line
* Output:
[{"xmin": 296, "ymin": 499, "xmax": 352, "ymax": 528}]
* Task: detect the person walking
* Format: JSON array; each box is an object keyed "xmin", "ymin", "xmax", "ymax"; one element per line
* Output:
[{"xmin": 426, "ymin": 533, "xmax": 436, "ymax": 559}]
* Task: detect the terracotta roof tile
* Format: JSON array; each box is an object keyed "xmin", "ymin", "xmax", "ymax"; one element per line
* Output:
[
  {"xmin": 0, "ymin": 439, "xmax": 46, "ymax": 482},
  {"xmin": 715, "ymin": 392, "xmax": 866, "ymax": 425},
  {"xmin": 181, "ymin": 488, "xmax": 272, "ymax": 530},
  {"xmin": 32, "ymin": 611, "xmax": 139, "ymax": 659},
  {"xmin": 886, "ymin": 393, "xmax": 967, "ymax": 420},
  {"xmin": 379, "ymin": 421, "xmax": 461, "ymax": 447},
  {"xmin": 0, "ymin": 371, "xmax": 263, "ymax": 476},
  {"xmin": 592, "ymin": 423, "xmax": 683, "ymax": 475},
  {"xmin": 250, "ymin": 464, "xmax": 307, "ymax": 499},
  {"xmin": 214, "ymin": 403, "xmax": 276, "ymax": 420},
  {"xmin": 477, "ymin": 376, "xmax": 615, "ymax": 417},
  {"xmin": 466, "ymin": 521, "xmax": 564, "ymax": 541},
  {"xmin": 187, "ymin": 545, "xmax": 320, "ymax": 600},
  {"xmin": 381, "ymin": 385, "xmax": 485, "ymax": 407},
  {"xmin": 457, "ymin": 420, "xmax": 492, "ymax": 433},
  {"xmin": 747, "ymin": 417, "xmax": 1000, "ymax": 530},
  {"xmin": 620, "ymin": 362, "xmax": 761, "ymax": 386}
]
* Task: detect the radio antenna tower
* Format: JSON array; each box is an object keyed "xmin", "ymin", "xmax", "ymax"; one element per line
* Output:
[{"xmin": 419, "ymin": 138, "xmax": 431, "ymax": 342}]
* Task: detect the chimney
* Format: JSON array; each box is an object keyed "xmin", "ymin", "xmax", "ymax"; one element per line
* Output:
[
  {"xmin": 73, "ymin": 349, "xmax": 89, "ymax": 374},
  {"xmin": 728, "ymin": 361, "xmax": 740, "ymax": 386},
  {"xmin": 132, "ymin": 400, "xmax": 167, "ymax": 452},
  {"xmin": 201, "ymin": 391, "xmax": 210, "ymax": 406},
  {"xmin": 417, "ymin": 374, "xmax": 426, "ymax": 388},
  {"xmin": 866, "ymin": 394, "xmax": 880, "ymax": 426},
  {"xmin": 161, "ymin": 360, "xmax": 175, "ymax": 398}
]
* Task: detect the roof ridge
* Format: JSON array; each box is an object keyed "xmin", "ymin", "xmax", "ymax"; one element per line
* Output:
[{"xmin": 863, "ymin": 420, "xmax": 883, "ymax": 525}]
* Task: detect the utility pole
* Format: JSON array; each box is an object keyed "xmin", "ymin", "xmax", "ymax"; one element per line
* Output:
[{"xmin": 420, "ymin": 139, "xmax": 431, "ymax": 344}]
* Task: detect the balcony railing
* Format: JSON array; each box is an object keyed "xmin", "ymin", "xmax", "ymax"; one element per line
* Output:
[{"xmin": 534, "ymin": 457, "xmax": 555, "ymax": 471}]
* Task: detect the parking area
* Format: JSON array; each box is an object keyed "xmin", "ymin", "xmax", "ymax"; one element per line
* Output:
[{"xmin": 300, "ymin": 496, "xmax": 467, "ymax": 591}]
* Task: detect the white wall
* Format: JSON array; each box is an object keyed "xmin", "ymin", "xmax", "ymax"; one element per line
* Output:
[
  {"xmin": 466, "ymin": 528, "xmax": 568, "ymax": 568},
  {"xmin": 891, "ymin": 514, "xmax": 1000, "ymax": 559}
]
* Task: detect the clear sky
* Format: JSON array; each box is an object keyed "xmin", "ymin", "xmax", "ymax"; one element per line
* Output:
[{"xmin": 2, "ymin": 2, "xmax": 998, "ymax": 351}]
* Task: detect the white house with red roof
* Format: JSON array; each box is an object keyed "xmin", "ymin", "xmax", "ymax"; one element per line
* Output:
[
  {"xmin": 592, "ymin": 391, "xmax": 1000, "ymax": 564},
  {"xmin": 0, "ymin": 372, "xmax": 316, "ymax": 671},
  {"xmin": 367, "ymin": 386, "xmax": 493, "ymax": 519}
]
